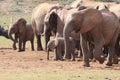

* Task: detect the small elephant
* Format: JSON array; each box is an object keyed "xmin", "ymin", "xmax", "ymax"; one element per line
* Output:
[
  {"xmin": 8, "ymin": 18, "xmax": 34, "ymax": 52},
  {"xmin": 47, "ymin": 37, "xmax": 75, "ymax": 61}
]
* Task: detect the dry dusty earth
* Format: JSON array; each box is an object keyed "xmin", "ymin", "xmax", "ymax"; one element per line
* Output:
[{"xmin": 0, "ymin": 44, "xmax": 119, "ymax": 80}]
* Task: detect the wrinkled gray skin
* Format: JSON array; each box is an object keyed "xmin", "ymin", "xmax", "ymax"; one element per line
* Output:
[
  {"xmin": 43, "ymin": 5, "xmax": 83, "ymax": 55},
  {"xmin": 47, "ymin": 37, "xmax": 75, "ymax": 61},
  {"xmin": 8, "ymin": 18, "xmax": 34, "ymax": 52},
  {"xmin": 63, "ymin": 8, "xmax": 120, "ymax": 67}
]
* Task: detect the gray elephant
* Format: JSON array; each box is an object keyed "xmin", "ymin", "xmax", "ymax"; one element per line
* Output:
[
  {"xmin": 8, "ymin": 18, "xmax": 34, "ymax": 52},
  {"xmin": 47, "ymin": 37, "xmax": 75, "ymax": 61},
  {"xmin": 31, "ymin": 3, "xmax": 61, "ymax": 51},
  {"xmin": 63, "ymin": 8, "xmax": 120, "ymax": 67},
  {"xmin": 43, "ymin": 5, "xmax": 82, "ymax": 53}
]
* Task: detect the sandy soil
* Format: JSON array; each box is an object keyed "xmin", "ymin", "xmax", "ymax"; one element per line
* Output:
[{"xmin": 0, "ymin": 45, "xmax": 119, "ymax": 73}]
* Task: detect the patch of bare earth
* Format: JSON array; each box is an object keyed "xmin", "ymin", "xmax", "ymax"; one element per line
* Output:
[{"xmin": 0, "ymin": 45, "xmax": 119, "ymax": 75}]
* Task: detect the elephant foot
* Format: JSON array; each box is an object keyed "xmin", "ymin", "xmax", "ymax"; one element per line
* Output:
[
  {"xmin": 37, "ymin": 47, "xmax": 43, "ymax": 51},
  {"xmin": 83, "ymin": 63, "xmax": 90, "ymax": 67},
  {"xmin": 106, "ymin": 62, "xmax": 112, "ymax": 66}
]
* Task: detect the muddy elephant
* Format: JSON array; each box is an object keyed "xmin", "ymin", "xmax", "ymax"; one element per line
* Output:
[
  {"xmin": 31, "ymin": 3, "xmax": 55, "ymax": 51},
  {"xmin": 47, "ymin": 37, "xmax": 75, "ymax": 61},
  {"xmin": 63, "ymin": 8, "xmax": 120, "ymax": 67},
  {"xmin": 8, "ymin": 18, "xmax": 34, "ymax": 52}
]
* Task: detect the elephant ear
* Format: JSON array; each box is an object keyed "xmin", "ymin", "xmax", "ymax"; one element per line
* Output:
[
  {"xmin": 80, "ymin": 8, "xmax": 103, "ymax": 33},
  {"xmin": 48, "ymin": 9, "xmax": 58, "ymax": 35}
]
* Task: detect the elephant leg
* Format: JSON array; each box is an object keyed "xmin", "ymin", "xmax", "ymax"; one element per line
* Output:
[
  {"xmin": 81, "ymin": 35, "xmax": 90, "ymax": 67},
  {"xmin": 107, "ymin": 44, "xmax": 118, "ymax": 66},
  {"xmin": 22, "ymin": 41, "xmax": 26, "ymax": 51},
  {"xmin": 13, "ymin": 35, "xmax": 18, "ymax": 50},
  {"xmin": 57, "ymin": 48, "xmax": 63, "ymax": 61},
  {"xmin": 107, "ymin": 32, "xmax": 119, "ymax": 65},
  {"xmin": 115, "ymin": 34, "xmax": 120, "ymax": 57},
  {"xmin": 88, "ymin": 42, "xmax": 94, "ymax": 60},
  {"xmin": 76, "ymin": 40, "xmax": 83, "ymax": 58},
  {"xmin": 64, "ymin": 39, "xmax": 71, "ymax": 59},
  {"xmin": 18, "ymin": 41, "xmax": 22, "ymax": 52},
  {"xmin": 30, "ymin": 39, "xmax": 34, "ymax": 51},
  {"xmin": 13, "ymin": 41, "xmax": 17, "ymax": 50},
  {"xmin": 54, "ymin": 48, "xmax": 59, "ymax": 61},
  {"xmin": 106, "ymin": 46, "xmax": 113, "ymax": 66},
  {"xmin": 77, "ymin": 46, "xmax": 83, "ymax": 58},
  {"xmin": 47, "ymin": 50, "xmax": 50, "ymax": 60},
  {"xmin": 92, "ymin": 28, "xmax": 105, "ymax": 64},
  {"xmin": 71, "ymin": 51, "xmax": 75, "ymax": 61},
  {"xmin": 44, "ymin": 32, "xmax": 51, "ymax": 51},
  {"xmin": 36, "ymin": 34, "xmax": 43, "ymax": 51},
  {"xmin": 103, "ymin": 45, "xmax": 108, "ymax": 57}
]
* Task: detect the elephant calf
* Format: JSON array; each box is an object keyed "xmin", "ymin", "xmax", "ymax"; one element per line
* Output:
[
  {"xmin": 8, "ymin": 18, "xmax": 34, "ymax": 52},
  {"xmin": 47, "ymin": 37, "xmax": 75, "ymax": 61}
]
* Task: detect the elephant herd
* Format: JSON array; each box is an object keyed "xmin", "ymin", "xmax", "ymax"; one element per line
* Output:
[{"xmin": 0, "ymin": 0, "xmax": 120, "ymax": 67}]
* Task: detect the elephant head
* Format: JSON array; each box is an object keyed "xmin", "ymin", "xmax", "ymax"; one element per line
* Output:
[
  {"xmin": 44, "ymin": 5, "xmax": 63, "ymax": 35},
  {"xmin": 47, "ymin": 38, "xmax": 59, "ymax": 60},
  {"xmin": 63, "ymin": 8, "xmax": 105, "ymax": 64},
  {"xmin": 8, "ymin": 18, "xmax": 27, "ymax": 42}
]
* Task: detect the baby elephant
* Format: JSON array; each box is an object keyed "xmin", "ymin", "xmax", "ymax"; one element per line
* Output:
[
  {"xmin": 47, "ymin": 37, "xmax": 75, "ymax": 61},
  {"xmin": 8, "ymin": 18, "xmax": 34, "ymax": 52}
]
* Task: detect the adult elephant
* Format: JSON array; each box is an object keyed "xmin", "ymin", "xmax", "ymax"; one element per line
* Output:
[
  {"xmin": 43, "ymin": 5, "xmax": 86, "ymax": 51},
  {"xmin": 63, "ymin": 8, "xmax": 120, "ymax": 67},
  {"xmin": 31, "ymin": 3, "xmax": 53, "ymax": 51}
]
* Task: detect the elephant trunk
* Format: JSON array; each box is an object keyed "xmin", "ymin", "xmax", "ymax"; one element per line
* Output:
[
  {"xmin": 44, "ymin": 32, "xmax": 51, "ymax": 51},
  {"xmin": 8, "ymin": 29, "xmax": 15, "ymax": 42},
  {"xmin": 63, "ymin": 25, "xmax": 73, "ymax": 59}
]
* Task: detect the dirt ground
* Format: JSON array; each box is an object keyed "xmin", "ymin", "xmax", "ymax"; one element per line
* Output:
[
  {"xmin": 0, "ymin": 44, "xmax": 119, "ymax": 72},
  {"xmin": 0, "ymin": 0, "xmax": 120, "ymax": 79}
]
